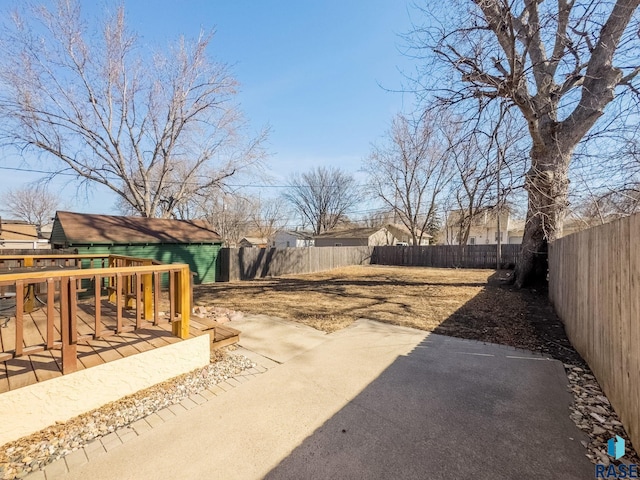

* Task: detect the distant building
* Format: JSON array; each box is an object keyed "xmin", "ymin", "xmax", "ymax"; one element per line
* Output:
[
  {"xmin": 439, "ymin": 209, "xmax": 524, "ymax": 245},
  {"xmin": 0, "ymin": 219, "xmax": 50, "ymax": 249},
  {"xmin": 314, "ymin": 225, "xmax": 430, "ymax": 247},
  {"xmin": 273, "ymin": 230, "xmax": 315, "ymax": 248},
  {"xmin": 385, "ymin": 224, "xmax": 431, "ymax": 246},
  {"xmin": 238, "ymin": 237, "xmax": 269, "ymax": 248}
]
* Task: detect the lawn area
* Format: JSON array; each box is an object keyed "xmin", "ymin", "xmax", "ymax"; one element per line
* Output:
[
  {"xmin": 194, "ymin": 265, "xmax": 580, "ymax": 362},
  {"xmin": 195, "ymin": 265, "xmax": 493, "ymax": 332}
]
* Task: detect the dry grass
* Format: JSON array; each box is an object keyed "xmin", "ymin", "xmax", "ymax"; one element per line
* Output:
[{"xmin": 194, "ymin": 265, "xmax": 516, "ymax": 333}]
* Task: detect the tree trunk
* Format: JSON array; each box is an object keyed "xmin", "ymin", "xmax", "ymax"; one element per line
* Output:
[{"xmin": 514, "ymin": 149, "xmax": 571, "ymax": 287}]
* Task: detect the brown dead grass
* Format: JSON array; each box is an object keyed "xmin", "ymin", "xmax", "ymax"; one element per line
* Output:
[{"xmin": 194, "ymin": 265, "xmax": 523, "ymax": 334}]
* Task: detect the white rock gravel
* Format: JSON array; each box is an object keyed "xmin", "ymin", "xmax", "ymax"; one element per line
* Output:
[{"xmin": 0, "ymin": 350, "xmax": 254, "ymax": 480}]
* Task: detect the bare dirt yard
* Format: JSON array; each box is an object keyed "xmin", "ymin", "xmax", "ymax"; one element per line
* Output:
[{"xmin": 194, "ymin": 265, "xmax": 583, "ymax": 366}]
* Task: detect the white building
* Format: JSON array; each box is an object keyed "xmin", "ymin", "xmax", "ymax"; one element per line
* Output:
[
  {"xmin": 273, "ymin": 230, "xmax": 315, "ymax": 248},
  {"xmin": 439, "ymin": 209, "xmax": 524, "ymax": 245}
]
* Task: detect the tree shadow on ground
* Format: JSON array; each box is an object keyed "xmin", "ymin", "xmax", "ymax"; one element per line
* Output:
[{"xmin": 431, "ymin": 271, "xmax": 587, "ymax": 367}]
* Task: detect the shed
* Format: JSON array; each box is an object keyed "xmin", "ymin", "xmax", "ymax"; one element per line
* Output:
[{"xmin": 50, "ymin": 211, "xmax": 223, "ymax": 284}]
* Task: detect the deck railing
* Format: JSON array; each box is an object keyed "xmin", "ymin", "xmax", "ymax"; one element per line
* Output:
[{"xmin": 0, "ymin": 255, "xmax": 191, "ymax": 375}]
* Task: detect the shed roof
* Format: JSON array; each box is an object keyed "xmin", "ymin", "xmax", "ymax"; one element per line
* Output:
[{"xmin": 53, "ymin": 211, "xmax": 221, "ymax": 245}]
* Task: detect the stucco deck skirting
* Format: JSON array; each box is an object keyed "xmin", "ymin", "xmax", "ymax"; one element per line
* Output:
[{"xmin": 0, "ymin": 335, "xmax": 210, "ymax": 446}]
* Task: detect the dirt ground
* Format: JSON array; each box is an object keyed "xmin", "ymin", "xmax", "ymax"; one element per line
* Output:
[{"xmin": 194, "ymin": 265, "xmax": 585, "ymax": 367}]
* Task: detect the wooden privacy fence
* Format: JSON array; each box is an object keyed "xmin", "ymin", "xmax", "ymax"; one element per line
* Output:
[
  {"xmin": 0, "ymin": 254, "xmax": 191, "ymax": 375},
  {"xmin": 219, "ymin": 246, "xmax": 374, "ymax": 281},
  {"xmin": 219, "ymin": 244, "xmax": 521, "ymax": 281},
  {"xmin": 372, "ymin": 244, "xmax": 521, "ymax": 269},
  {"xmin": 549, "ymin": 214, "xmax": 640, "ymax": 451}
]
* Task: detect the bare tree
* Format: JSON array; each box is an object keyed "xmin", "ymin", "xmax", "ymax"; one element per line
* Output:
[
  {"xmin": 412, "ymin": 0, "xmax": 640, "ymax": 286},
  {"xmin": 195, "ymin": 191, "xmax": 255, "ymax": 247},
  {"xmin": 444, "ymin": 104, "xmax": 527, "ymax": 246},
  {"xmin": 284, "ymin": 167, "xmax": 363, "ymax": 235},
  {"xmin": 364, "ymin": 111, "xmax": 453, "ymax": 245},
  {"xmin": 250, "ymin": 198, "xmax": 289, "ymax": 243},
  {"xmin": 2, "ymin": 185, "xmax": 62, "ymax": 227},
  {"xmin": 359, "ymin": 209, "xmax": 396, "ymax": 228},
  {"xmin": 0, "ymin": 1, "xmax": 266, "ymax": 218}
]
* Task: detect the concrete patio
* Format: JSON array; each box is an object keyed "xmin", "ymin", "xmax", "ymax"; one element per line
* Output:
[{"xmin": 40, "ymin": 316, "xmax": 593, "ymax": 480}]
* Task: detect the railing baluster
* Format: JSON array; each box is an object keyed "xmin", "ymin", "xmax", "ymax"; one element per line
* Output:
[
  {"xmin": 46, "ymin": 278, "xmax": 54, "ymax": 349},
  {"xmin": 116, "ymin": 273, "xmax": 123, "ymax": 333},
  {"xmin": 169, "ymin": 270, "xmax": 176, "ymax": 324},
  {"xmin": 135, "ymin": 273, "xmax": 142, "ymax": 329},
  {"xmin": 60, "ymin": 277, "xmax": 77, "ymax": 374},
  {"xmin": 153, "ymin": 272, "xmax": 160, "ymax": 325},
  {"xmin": 94, "ymin": 274, "xmax": 102, "ymax": 338},
  {"xmin": 69, "ymin": 277, "xmax": 77, "ymax": 345},
  {"xmin": 15, "ymin": 280, "xmax": 24, "ymax": 356}
]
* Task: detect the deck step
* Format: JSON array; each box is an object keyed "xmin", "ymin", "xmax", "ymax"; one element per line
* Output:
[{"xmin": 191, "ymin": 318, "xmax": 240, "ymax": 350}]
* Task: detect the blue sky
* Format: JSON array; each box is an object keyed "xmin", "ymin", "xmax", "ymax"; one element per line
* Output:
[{"xmin": 1, "ymin": 0, "xmax": 416, "ymax": 215}]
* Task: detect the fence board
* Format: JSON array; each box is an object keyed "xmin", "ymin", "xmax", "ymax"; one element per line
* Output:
[{"xmin": 549, "ymin": 213, "xmax": 640, "ymax": 452}]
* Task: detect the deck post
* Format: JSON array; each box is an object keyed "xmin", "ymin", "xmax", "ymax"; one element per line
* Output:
[
  {"xmin": 142, "ymin": 260, "xmax": 153, "ymax": 321},
  {"xmin": 172, "ymin": 267, "xmax": 190, "ymax": 339},
  {"xmin": 60, "ymin": 277, "xmax": 78, "ymax": 374}
]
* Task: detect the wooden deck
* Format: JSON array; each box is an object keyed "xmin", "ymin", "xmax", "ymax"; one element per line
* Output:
[{"xmin": 0, "ymin": 299, "xmax": 239, "ymax": 394}]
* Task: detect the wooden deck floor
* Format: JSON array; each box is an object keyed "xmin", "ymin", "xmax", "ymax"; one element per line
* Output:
[{"xmin": 0, "ymin": 299, "xmax": 239, "ymax": 394}]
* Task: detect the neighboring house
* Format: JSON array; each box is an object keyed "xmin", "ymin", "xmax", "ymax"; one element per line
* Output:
[
  {"xmin": 385, "ymin": 224, "xmax": 431, "ymax": 246},
  {"xmin": 50, "ymin": 211, "xmax": 223, "ymax": 284},
  {"xmin": 314, "ymin": 225, "xmax": 429, "ymax": 247},
  {"xmin": 238, "ymin": 237, "xmax": 269, "ymax": 248},
  {"xmin": 272, "ymin": 230, "xmax": 315, "ymax": 248},
  {"xmin": 439, "ymin": 209, "xmax": 524, "ymax": 245},
  {"xmin": 0, "ymin": 219, "xmax": 50, "ymax": 249}
]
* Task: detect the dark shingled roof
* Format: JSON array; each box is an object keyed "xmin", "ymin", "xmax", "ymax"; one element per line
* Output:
[{"xmin": 53, "ymin": 211, "xmax": 221, "ymax": 245}]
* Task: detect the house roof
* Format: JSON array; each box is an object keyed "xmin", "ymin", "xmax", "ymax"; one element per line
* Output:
[
  {"xmin": 279, "ymin": 230, "xmax": 315, "ymax": 240},
  {"xmin": 0, "ymin": 220, "xmax": 39, "ymax": 241},
  {"xmin": 314, "ymin": 227, "xmax": 382, "ymax": 239},
  {"xmin": 52, "ymin": 211, "xmax": 221, "ymax": 245},
  {"xmin": 239, "ymin": 237, "xmax": 268, "ymax": 245}
]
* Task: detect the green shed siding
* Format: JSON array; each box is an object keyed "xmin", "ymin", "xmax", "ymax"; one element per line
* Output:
[
  {"xmin": 73, "ymin": 243, "xmax": 221, "ymax": 284},
  {"xmin": 49, "ymin": 221, "xmax": 68, "ymax": 248}
]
